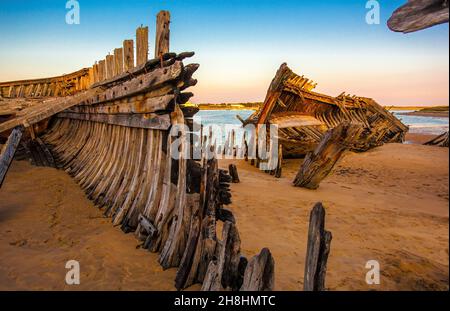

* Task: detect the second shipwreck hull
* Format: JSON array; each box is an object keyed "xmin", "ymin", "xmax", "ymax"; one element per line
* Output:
[{"xmin": 244, "ymin": 63, "xmax": 408, "ymax": 158}]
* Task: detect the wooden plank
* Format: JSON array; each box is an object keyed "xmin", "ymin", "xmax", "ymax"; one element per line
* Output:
[
  {"xmin": 67, "ymin": 94, "xmax": 175, "ymax": 114},
  {"xmin": 90, "ymin": 51, "xmax": 184, "ymax": 89},
  {"xmin": 88, "ymin": 67, "xmax": 94, "ymax": 87},
  {"xmin": 56, "ymin": 111, "xmax": 171, "ymax": 130},
  {"xmin": 136, "ymin": 26, "xmax": 149, "ymax": 66},
  {"xmin": 93, "ymin": 63, "xmax": 99, "ymax": 83},
  {"xmin": 240, "ymin": 248, "xmax": 274, "ymax": 291},
  {"xmin": 106, "ymin": 54, "xmax": 115, "ymax": 80},
  {"xmin": 293, "ymin": 122, "xmax": 361, "ymax": 189},
  {"xmin": 0, "ymin": 126, "xmax": 24, "ymax": 188},
  {"xmin": 123, "ymin": 39, "xmax": 135, "ymax": 71},
  {"xmin": 303, "ymin": 202, "xmax": 332, "ymax": 291},
  {"xmin": 81, "ymin": 61, "xmax": 183, "ymax": 106},
  {"xmin": 114, "ymin": 48, "xmax": 124, "ymax": 75},
  {"xmin": 98, "ymin": 60, "xmax": 106, "ymax": 82},
  {"xmin": 0, "ymin": 88, "xmax": 100, "ymax": 134},
  {"xmin": 155, "ymin": 11, "xmax": 170, "ymax": 57}
]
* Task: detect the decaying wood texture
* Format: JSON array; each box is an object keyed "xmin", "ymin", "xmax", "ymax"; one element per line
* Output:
[
  {"xmin": 106, "ymin": 54, "xmax": 115, "ymax": 80},
  {"xmin": 0, "ymin": 68, "xmax": 91, "ymax": 99},
  {"xmin": 98, "ymin": 60, "xmax": 106, "ymax": 82},
  {"xmin": 228, "ymin": 164, "xmax": 240, "ymax": 183},
  {"xmin": 303, "ymin": 202, "xmax": 332, "ymax": 291},
  {"xmin": 155, "ymin": 11, "xmax": 170, "ymax": 57},
  {"xmin": 0, "ymin": 89, "xmax": 101, "ymax": 134},
  {"xmin": 293, "ymin": 122, "xmax": 362, "ymax": 189},
  {"xmin": 388, "ymin": 0, "xmax": 449, "ymax": 33},
  {"xmin": 424, "ymin": 131, "xmax": 449, "ymax": 147},
  {"xmin": 136, "ymin": 26, "xmax": 149, "ymax": 66},
  {"xmin": 240, "ymin": 248, "xmax": 275, "ymax": 291},
  {"xmin": 0, "ymin": 126, "xmax": 23, "ymax": 187},
  {"xmin": 123, "ymin": 39, "xmax": 135, "ymax": 71},
  {"xmin": 244, "ymin": 64, "xmax": 408, "ymax": 166}
]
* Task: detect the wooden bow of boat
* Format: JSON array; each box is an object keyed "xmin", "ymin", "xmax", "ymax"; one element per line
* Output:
[{"xmin": 244, "ymin": 63, "xmax": 409, "ymax": 160}]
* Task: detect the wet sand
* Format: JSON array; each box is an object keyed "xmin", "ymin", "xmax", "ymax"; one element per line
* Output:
[
  {"xmin": 405, "ymin": 133, "xmax": 436, "ymax": 145},
  {"xmin": 0, "ymin": 141, "xmax": 448, "ymax": 290}
]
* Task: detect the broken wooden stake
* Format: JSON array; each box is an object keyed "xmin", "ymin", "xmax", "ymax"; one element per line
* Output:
[
  {"xmin": 303, "ymin": 202, "xmax": 332, "ymax": 291},
  {"xmin": 155, "ymin": 11, "xmax": 170, "ymax": 57},
  {"xmin": 0, "ymin": 126, "xmax": 24, "ymax": 188},
  {"xmin": 293, "ymin": 123, "xmax": 361, "ymax": 189},
  {"xmin": 240, "ymin": 248, "xmax": 275, "ymax": 291},
  {"xmin": 229, "ymin": 164, "xmax": 240, "ymax": 183}
]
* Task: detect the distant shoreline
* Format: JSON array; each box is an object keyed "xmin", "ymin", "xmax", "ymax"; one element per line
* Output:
[
  {"xmin": 396, "ymin": 106, "xmax": 449, "ymax": 118},
  {"xmin": 190, "ymin": 103, "xmax": 449, "ymax": 113},
  {"xmin": 189, "ymin": 103, "xmax": 262, "ymax": 111},
  {"xmin": 399, "ymin": 111, "xmax": 449, "ymax": 118}
]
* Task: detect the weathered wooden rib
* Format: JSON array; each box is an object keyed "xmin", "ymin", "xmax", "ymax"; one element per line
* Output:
[{"xmin": 244, "ymin": 63, "xmax": 408, "ymax": 172}]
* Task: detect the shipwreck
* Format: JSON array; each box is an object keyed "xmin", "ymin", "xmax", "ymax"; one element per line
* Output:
[
  {"xmin": 0, "ymin": 11, "xmax": 274, "ymax": 291},
  {"xmin": 240, "ymin": 63, "xmax": 409, "ymax": 185}
]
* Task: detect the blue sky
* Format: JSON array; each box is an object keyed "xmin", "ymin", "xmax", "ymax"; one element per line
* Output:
[{"xmin": 0, "ymin": 0, "xmax": 448, "ymax": 106}]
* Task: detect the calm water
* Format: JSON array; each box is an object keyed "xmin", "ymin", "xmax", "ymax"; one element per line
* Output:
[
  {"xmin": 195, "ymin": 109, "xmax": 449, "ymax": 136},
  {"xmin": 392, "ymin": 111, "xmax": 449, "ymax": 135}
]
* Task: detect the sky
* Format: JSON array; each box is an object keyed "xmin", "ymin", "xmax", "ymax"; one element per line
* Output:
[{"xmin": 0, "ymin": 0, "xmax": 448, "ymax": 106}]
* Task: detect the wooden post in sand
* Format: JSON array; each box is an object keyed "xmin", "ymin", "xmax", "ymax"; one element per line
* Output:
[
  {"xmin": 229, "ymin": 164, "xmax": 240, "ymax": 183},
  {"xmin": 0, "ymin": 126, "xmax": 24, "ymax": 188},
  {"xmin": 304, "ymin": 202, "xmax": 332, "ymax": 291},
  {"xmin": 155, "ymin": 11, "xmax": 170, "ymax": 57},
  {"xmin": 274, "ymin": 144, "xmax": 282, "ymax": 178},
  {"xmin": 293, "ymin": 122, "xmax": 361, "ymax": 189}
]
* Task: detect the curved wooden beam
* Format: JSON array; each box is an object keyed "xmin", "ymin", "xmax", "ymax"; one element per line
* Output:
[{"xmin": 388, "ymin": 0, "xmax": 449, "ymax": 33}]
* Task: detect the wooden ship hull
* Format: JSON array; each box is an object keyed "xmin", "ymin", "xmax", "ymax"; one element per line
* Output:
[
  {"xmin": 243, "ymin": 63, "xmax": 409, "ymax": 159},
  {"xmin": 0, "ymin": 11, "xmax": 274, "ymax": 291}
]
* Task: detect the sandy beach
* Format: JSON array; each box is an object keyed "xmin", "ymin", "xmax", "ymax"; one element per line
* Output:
[
  {"xmin": 0, "ymin": 138, "xmax": 448, "ymax": 291},
  {"xmin": 220, "ymin": 143, "xmax": 449, "ymax": 291}
]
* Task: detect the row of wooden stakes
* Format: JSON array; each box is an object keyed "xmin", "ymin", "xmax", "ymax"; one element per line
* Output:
[{"xmin": 90, "ymin": 11, "xmax": 170, "ymax": 85}]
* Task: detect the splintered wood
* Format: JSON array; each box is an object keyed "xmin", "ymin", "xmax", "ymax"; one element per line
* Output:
[
  {"xmin": 293, "ymin": 123, "xmax": 363, "ymax": 189},
  {"xmin": 136, "ymin": 26, "xmax": 149, "ymax": 66},
  {"xmin": 304, "ymin": 202, "xmax": 332, "ymax": 291},
  {"xmin": 0, "ymin": 126, "xmax": 24, "ymax": 187},
  {"xmin": 244, "ymin": 63, "xmax": 408, "ymax": 186},
  {"xmin": 155, "ymin": 11, "xmax": 170, "ymax": 57},
  {"xmin": 245, "ymin": 63, "xmax": 408, "ymax": 159}
]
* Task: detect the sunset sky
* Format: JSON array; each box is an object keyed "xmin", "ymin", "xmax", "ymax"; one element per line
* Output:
[{"xmin": 0, "ymin": 0, "xmax": 448, "ymax": 106}]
